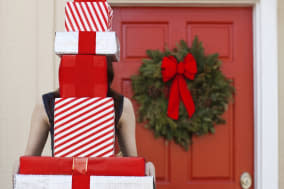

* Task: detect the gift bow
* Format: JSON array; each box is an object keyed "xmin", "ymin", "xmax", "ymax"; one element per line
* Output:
[{"xmin": 161, "ymin": 53, "xmax": 197, "ymax": 120}]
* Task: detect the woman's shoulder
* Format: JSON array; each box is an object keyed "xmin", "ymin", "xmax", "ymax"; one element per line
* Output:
[
  {"xmin": 42, "ymin": 90, "xmax": 60, "ymax": 99},
  {"xmin": 118, "ymin": 96, "xmax": 135, "ymax": 125},
  {"xmin": 122, "ymin": 97, "xmax": 133, "ymax": 112},
  {"xmin": 32, "ymin": 95, "xmax": 50, "ymax": 126},
  {"xmin": 41, "ymin": 90, "xmax": 59, "ymax": 121},
  {"xmin": 41, "ymin": 90, "xmax": 59, "ymax": 124}
]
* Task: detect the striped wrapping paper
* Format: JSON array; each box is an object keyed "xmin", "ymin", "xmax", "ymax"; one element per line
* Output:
[
  {"xmin": 65, "ymin": 1, "xmax": 113, "ymax": 32},
  {"xmin": 54, "ymin": 97, "xmax": 115, "ymax": 158}
]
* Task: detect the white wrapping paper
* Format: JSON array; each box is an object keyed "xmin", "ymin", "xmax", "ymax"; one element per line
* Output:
[
  {"xmin": 14, "ymin": 175, "xmax": 154, "ymax": 189},
  {"xmin": 54, "ymin": 32, "xmax": 120, "ymax": 61}
]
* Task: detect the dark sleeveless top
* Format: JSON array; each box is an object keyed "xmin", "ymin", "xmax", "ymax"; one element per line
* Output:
[{"xmin": 42, "ymin": 91, "xmax": 124, "ymax": 156}]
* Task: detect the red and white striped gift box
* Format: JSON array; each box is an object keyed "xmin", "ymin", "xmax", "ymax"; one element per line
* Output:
[
  {"xmin": 65, "ymin": 1, "xmax": 113, "ymax": 32},
  {"xmin": 54, "ymin": 97, "xmax": 115, "ymax": 158}
]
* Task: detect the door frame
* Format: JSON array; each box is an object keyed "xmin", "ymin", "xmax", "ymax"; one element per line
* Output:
[
  {"xmin": 43, "ymin": 0, "xmax": 278, "ymax": 188},
  {"xmin": 108, "ymin": 0, "xmax": 279, "ymax": 188}
]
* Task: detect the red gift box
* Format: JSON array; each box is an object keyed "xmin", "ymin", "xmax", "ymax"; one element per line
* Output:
[
  {"xmin": 59, "ymin": 55, "xmax": 108, "ymax": 98},
  {"xmin": 65, "ymin": 1, "xmax": 112, "ymax": 32},
  {"xmin": 19, "ymin": 156, "xmax": 145, "ymax": 176},
  {"xmin": 54, "ymin": 97, "xmax": 115, "ymax": 158}
]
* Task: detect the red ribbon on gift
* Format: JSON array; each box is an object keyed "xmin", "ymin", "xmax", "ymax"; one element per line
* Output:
[
  {"xmin": 78, "ymin": 32, "xmax": 96, "ymax": 54},
  {"xmin": 72, "ymin": 157, "xmax": 90, "ymax": 189},
  {"xmin": 161, "ymin": 53, "xmax": 197, "ymax": 120}
]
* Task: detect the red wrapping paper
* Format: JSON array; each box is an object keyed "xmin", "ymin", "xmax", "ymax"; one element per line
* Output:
[
  {"xmin": 19, "ymin": 156, "xmax": 145, "ymax": 176},
  {"xmin": 59, "ymin": 55, "xmax": 108, "ymax": 98}
]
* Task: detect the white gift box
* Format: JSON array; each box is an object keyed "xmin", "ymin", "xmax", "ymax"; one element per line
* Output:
[
  {"xmin": 14, "ymin": 175, "xmax": 154, "ymax": 189},
  {"xmin": 54, "ymin": 32, "xmax": 120, "ymax": 61}
]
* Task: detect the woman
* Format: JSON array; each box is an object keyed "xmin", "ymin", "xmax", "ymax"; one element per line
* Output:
[{"xmin": 23, "ymin": 56, "xmax": 156, "ymax": 179}]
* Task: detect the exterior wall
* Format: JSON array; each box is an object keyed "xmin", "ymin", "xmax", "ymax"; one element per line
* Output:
[
  {"xmin": 278, "ymin": 0, "xmax": 284, "ymax": 188},
  {"xmin": 0, "ymin": 0, "xmax": 282, "ymax": 189},
  {"xmin": 0, "ymin": 0, "xmax": 55, "ymax": 188}
]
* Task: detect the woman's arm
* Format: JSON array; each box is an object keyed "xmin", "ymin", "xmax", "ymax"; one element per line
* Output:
[
  {"xmin": 24, "ymin": 99, "xmax": 50, "ymax": 156},
  {"xmin": 117, "ymin": 97, "xmax": 137, "ymax": 157},
  {"xmin": 13, "ymin": 99, "xmax": 49, "ymax": 178},
  {"xmin": 117, "ymin": 97, "xmax": 156, "ymax": 180}
]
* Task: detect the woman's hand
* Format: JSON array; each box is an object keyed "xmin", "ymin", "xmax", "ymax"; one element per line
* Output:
[{"xmin": 145, "ymin": 161, "xmax": 156, "ymax": 182}]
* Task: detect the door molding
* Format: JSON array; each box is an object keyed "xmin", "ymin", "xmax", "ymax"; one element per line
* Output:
[
  {"xmin": 108, "ymin": 0, "xmax": 278, "ymax": 189},
  {"xmin": 253, "ymin": 1, "xmax": 278, "ymax": 189},
  {"xmin": 109, "ymin": 0, "xmax": 258, "ymax": 6}
]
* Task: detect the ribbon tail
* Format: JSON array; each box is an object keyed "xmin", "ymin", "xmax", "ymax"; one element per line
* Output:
[
  {"xmin": 72, "ymin": 157, "xmax": 90, "ymax": 189},
  {"xmin": 72, "ymin": 174, "xmax": 90, "ymax": 189},
  {"xmin": 178, "ymin": 76, "xmax": 195, "ymax": 118},
  {"xmin": 167, "ymin": 78, "xmax": 180, "ymax": 120}
]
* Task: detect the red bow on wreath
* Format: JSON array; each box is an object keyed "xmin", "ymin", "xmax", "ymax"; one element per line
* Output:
[{"xmin": 161, "ymin": 53, "xmax": 197, "ymax": 120}]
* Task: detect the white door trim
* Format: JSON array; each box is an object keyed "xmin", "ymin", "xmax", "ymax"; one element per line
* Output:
[
  {"xmin": 253, "ymin": 1, "xmax": 278, "ymax": 189},
  {"xmin": 108, "ymin": 0, "xmax": 279, "ymax": 189}
]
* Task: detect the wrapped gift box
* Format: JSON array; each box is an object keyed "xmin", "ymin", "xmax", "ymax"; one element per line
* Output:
[
  {"xmin": 65, "ymin": 1, "xmax": 113, "ymax": 32},
  {"xmin": 15, "ymin": 156, "xmax": 153, "ymax": 189},
  {"xmin": 54, "ymin": 97, "xmax": 115, "ymax": 157},
  {"xmin": 55, "ymin": 32, "xmax": 120, "ymax": 61},
  {"xmin": 19, "ymin": 156, "xmax": 145, "ymax": 176},
  {"xmin": 14, "ymin": 175, "xmax": 154, "ymax": 189},
  {"xmin": 59, "ymin": 55, "xmax": 108, "ymax": 98}
]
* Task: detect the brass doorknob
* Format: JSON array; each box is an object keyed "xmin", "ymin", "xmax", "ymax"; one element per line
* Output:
[{"xmin": 240, "ymin": 172, "xmax": 252, "ymax": 189}]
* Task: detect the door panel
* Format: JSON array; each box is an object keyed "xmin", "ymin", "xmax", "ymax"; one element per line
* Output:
[{"xmin": 112, "ymin": 7, "xmax": 253, "ymax": 189}]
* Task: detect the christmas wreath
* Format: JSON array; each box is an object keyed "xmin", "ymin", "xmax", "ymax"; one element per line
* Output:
[{"xmin": 131, "ymin": 37, "xmax": 235, "ymax": 150}]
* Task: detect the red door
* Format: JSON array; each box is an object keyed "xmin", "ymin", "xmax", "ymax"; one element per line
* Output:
[{"xmin": 112, "ymin": 7, "xmax": 253, "ymax": 189}]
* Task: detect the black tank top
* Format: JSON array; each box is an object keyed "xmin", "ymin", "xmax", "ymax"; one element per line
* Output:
[{"xmin": 42, "ymin": 91, "xmax": 124, "ymax": 156}]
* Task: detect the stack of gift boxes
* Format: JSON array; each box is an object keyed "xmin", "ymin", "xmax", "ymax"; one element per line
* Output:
[{"xmin": 14, "ymin": 0, "xmax": 154, "ymax": 188}]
